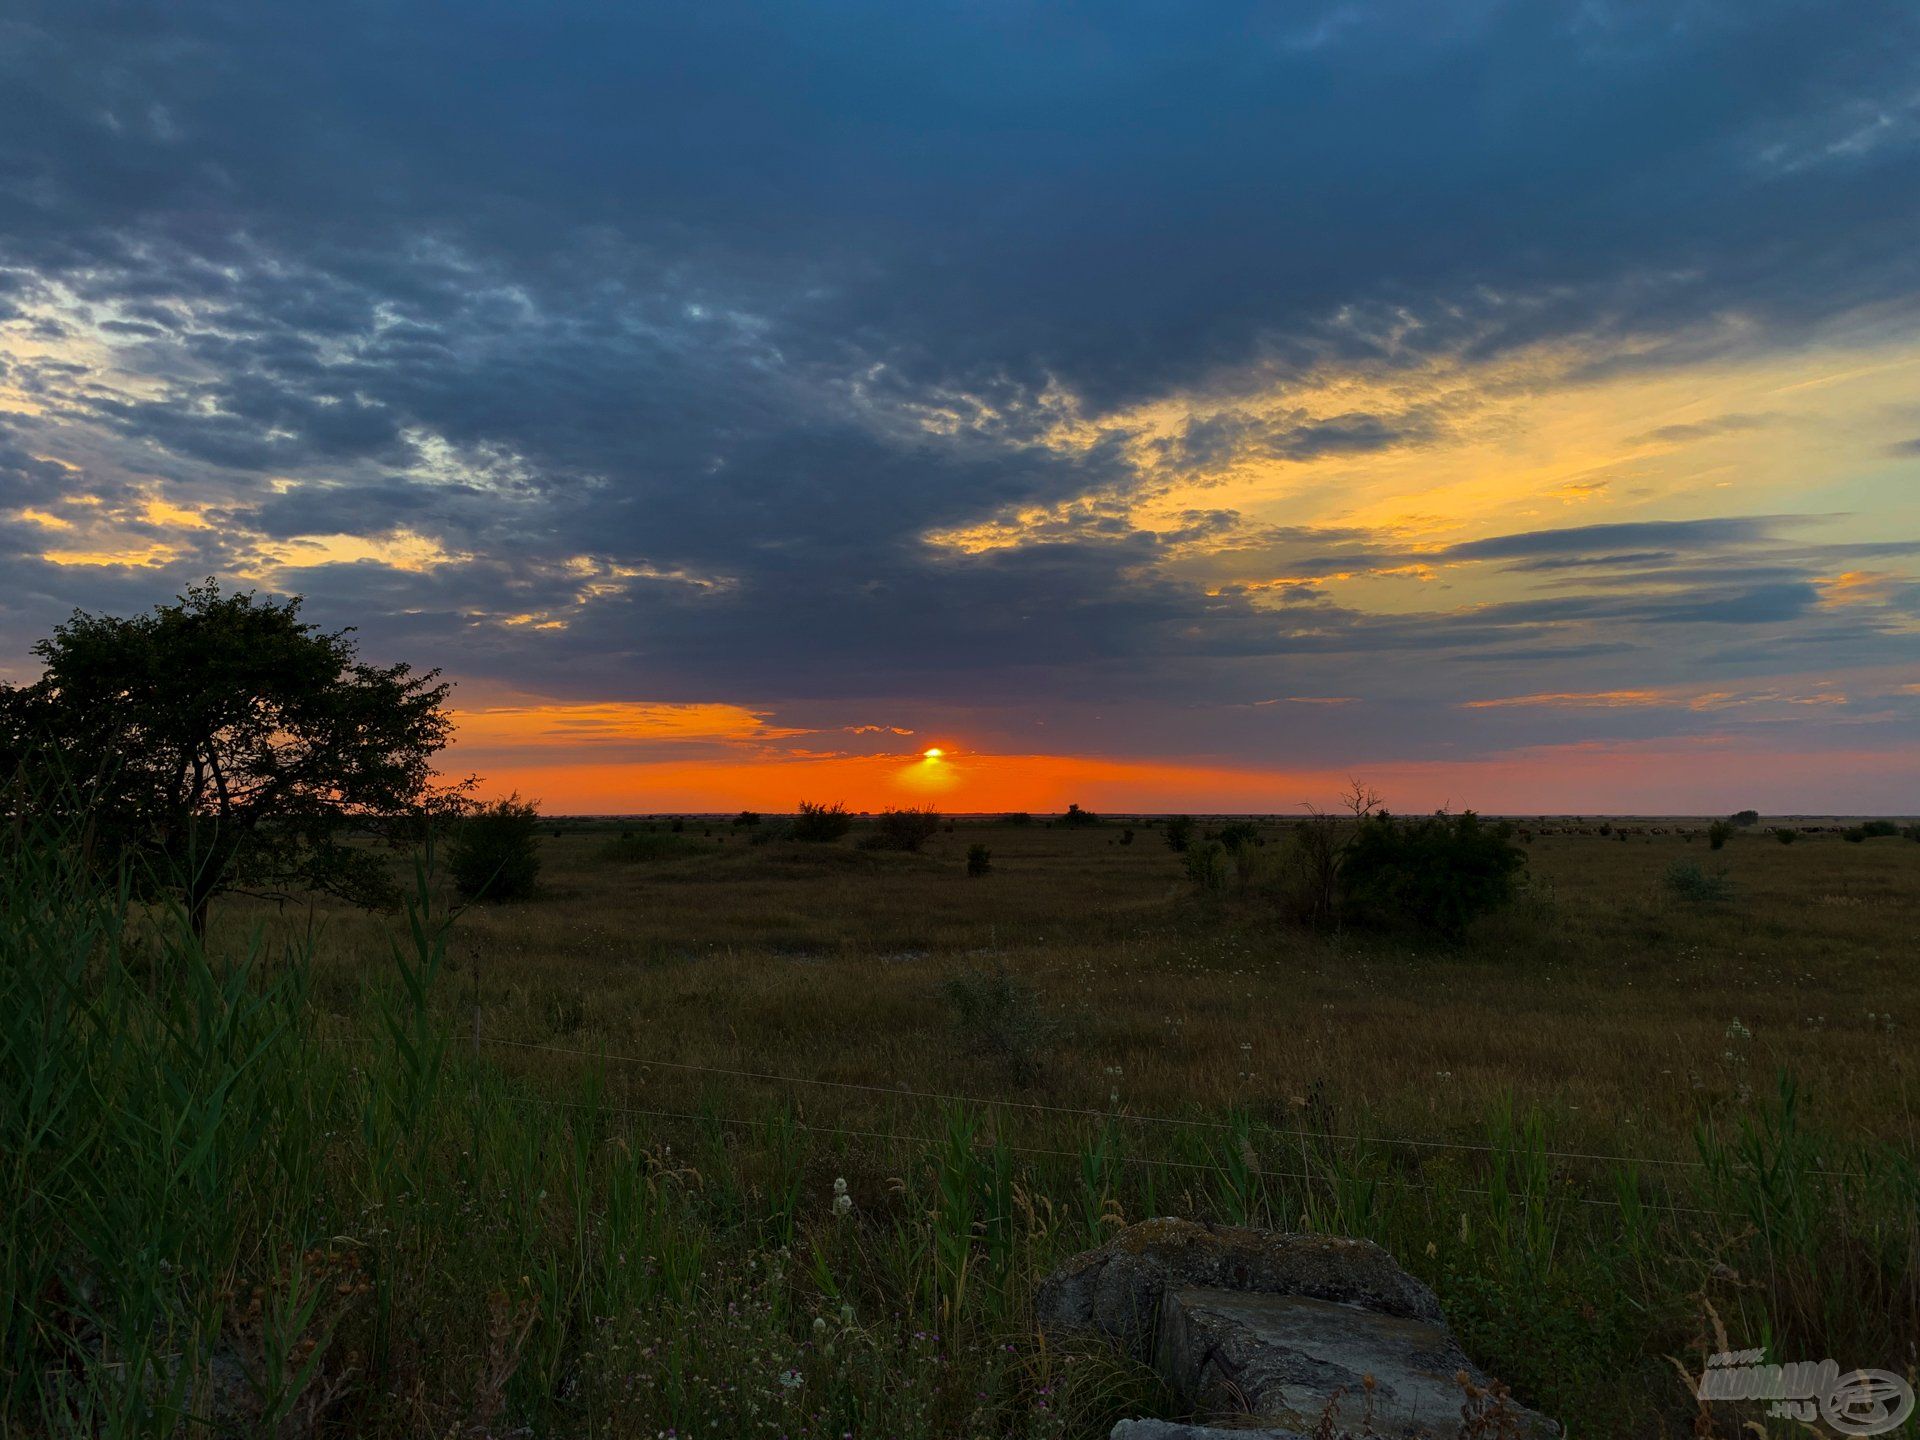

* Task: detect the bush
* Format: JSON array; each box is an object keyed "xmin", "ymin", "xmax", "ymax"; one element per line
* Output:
[
  {"xmin": 1118, "ymin": 827, "xmax": 1134, "ymax": 845},
  {"xmin": 791, "ymin": 800, "xmax": 853, "ymax": 843},
  {"xmin": 966, "ymin": 843, "xmax": 991, "ymax": 876},
  {"xmin": 1859, "ymin": 819, "xmax": 1900, "ymax": 839},
  {"xmin": 449, "ymin": 793, "xmax": 543, "ymax": 901},
  {"xmin": 1059, "ymin": 803, "xmax": 1099, "ymax": 827},
  {"xmin": 940, "ymin": 967, "xmax": 1058, "ymax": 1085},
  {"xmin": 1184, "ymin": 840, "xmax": 1232, "ymax": 893},
  {"xmin": 1163, "ymin": 815, "xmax": 1195, "ymax": 853},
  {"xmin": 1731, "ymin": 809, "xmax": 1760, "ymax": 827},
  {"xmin": 1843, "ymin": 827, "xmax": 1867, "ymax": 844},
  {"xmin": 1338, "ymin": 810, "xmax": 1524, "ymax": 937},
  {"xmin": 1905, "ymin": 823, "xmax": 1920, "ymax": 843},
  {"xmin": 732, "ymin": 810, "xmax": 761, "ymax": 828},
  {"xmin": 1707, "ymin": 820, "xmax": 1735, "ymax": 850},
  {"xmin": 1215, "ymin": 821, "xmax": 1260, "ymax": 850},
  {"xmin": 1002, "ymin": 811, "xmax": 1033, "ymax": 826},
  {"xmin": 1665, "ymin": 861, "xmax": 1734, "ymax": 904},
  {"xmin": 1774, "ymin": 828, "xmax": 1800, "ymax": 845},
  {"xmin": 861, "ymin": 806, "xmax": 941, "ymax": 852}
]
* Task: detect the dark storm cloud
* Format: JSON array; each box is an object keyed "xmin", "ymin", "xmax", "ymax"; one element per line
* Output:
[
  {"xmin": 2, "ymin": 0, "xmax": 1919, "ymax": 754},
  {"xmin": 1439, "ymin": 517, "xmax": 1797, "ymax": 563}
]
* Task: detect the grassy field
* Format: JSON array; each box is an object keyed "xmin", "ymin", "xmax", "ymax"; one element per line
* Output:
[{"xmin": 8, "ymin": 813, "xmax": 1918, "ymax": 1438}]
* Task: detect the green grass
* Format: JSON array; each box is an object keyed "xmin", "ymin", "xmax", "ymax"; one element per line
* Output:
[{"xmin": 6, "ymin": 814, "xmax": 1919, "ymax": 1437}]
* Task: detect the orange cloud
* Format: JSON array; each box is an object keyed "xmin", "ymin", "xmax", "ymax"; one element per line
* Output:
[
  {"xmin": 450, "ymin": 700, "xmax": 810, "ymax": 751},
  {"xmin": 1465, "ymin": 684, "xmax": 1854, "ymax": 712},
  {"xmin": 1463, "ymin": 689, "xmax": 1668, "ymax": 710}
]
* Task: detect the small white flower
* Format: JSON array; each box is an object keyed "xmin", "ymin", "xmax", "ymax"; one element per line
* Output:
[{"xmin": 779, "ymin": 1369, "xmax": 803, "ymax": 1389}]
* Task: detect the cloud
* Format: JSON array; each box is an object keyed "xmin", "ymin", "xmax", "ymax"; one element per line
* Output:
[{"xmin": 1, "ymin": 0, "xmax": 1918, "ymax": 804}]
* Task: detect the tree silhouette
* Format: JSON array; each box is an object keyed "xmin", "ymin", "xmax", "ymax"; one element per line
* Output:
[{"xmin": 0, "ymin": 580, "xmax": 460, "ymax": 934}]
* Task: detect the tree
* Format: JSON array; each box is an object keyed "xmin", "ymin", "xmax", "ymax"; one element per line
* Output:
[
  {"xmin": 0, "ymin": 580, "xmax": 458, "ymax": 935},
  {"xmin": 1289, "ymin": 780, "xmax": 1381, "ymax": 929},
  {"xmin": 1163, "ymin": 815, "xmax": 1195, "ymax": 853},
  {"xmin": 449, "ymin": 794, "xmax": 542, "ymax": 901},
  {"xmin": 1059, "ymin": 803, "xmax": 1099, "ymax": 827}
]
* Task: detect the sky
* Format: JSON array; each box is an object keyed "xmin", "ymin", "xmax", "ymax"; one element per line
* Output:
[{"xmin": 3, "ymin": 1, "xmax": 1919, "ymax": 814}]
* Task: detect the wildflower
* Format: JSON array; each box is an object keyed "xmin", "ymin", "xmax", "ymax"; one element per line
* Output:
[
  {"xmin": 779, "ymin": 1369, "xmax": 803, "ymax": 1389},
  {"xmin": 832, "ymin": 1177, "xmax": 853, "ymax": 1216}
]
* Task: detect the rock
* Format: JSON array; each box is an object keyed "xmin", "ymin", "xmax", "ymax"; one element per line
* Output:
[
  {"xmin": 1113, "ymin": 1428, "xmax": 1304, "ymax": 1440},
  {"xmin": 1111, "ymin": 1422, "xmax": 1303, "ymax": 1440},
  {"xmin": 1037, "ymin": 1219, "xmax": 1556, "ymax": 1439}
]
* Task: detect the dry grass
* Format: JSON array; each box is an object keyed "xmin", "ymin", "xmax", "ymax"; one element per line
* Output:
[
  {"xmin": 6, "ymin": 812, "xmax": 1915, "ymax": 1437},
  {"xmin": 245, "ymin": 818, "xmax": 1920, "ymax": 1160}
]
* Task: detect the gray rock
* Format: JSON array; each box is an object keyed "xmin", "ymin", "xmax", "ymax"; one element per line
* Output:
[
  {"xmin": 1111, "ymin": 1421, "xmax": 1309, "ymax": 1440},
  {"xmin": 1039, "ymin": 1219, "xmax": 1556, "ymax": 1439},
  {"xmin": 1111, "ymin": 1422, "xmax": 1304, "ymax": 1440}
]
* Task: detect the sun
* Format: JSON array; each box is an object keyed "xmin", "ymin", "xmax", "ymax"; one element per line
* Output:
[{"xmin": 922, "ymin": 746, "xmax": 945, "ymax": 759}]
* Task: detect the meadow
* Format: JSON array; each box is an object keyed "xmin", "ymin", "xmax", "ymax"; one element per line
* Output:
[{"xmin": 6, "ymin": 811, "xmax": 1917, "ymax": 1438}]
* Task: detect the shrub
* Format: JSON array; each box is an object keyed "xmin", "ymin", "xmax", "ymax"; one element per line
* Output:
[
  {"xmin": 1215, "ymin": 821, "xmax": 1260, "ymax": 850},
  {"xmin": 449, "ymin": 793, "xmax": 543, "ymax": 901},
  {"xmin": 1002, "ymin": 811, "xmax": 1033, "ymax": 826},
  {"xmin": 865, "ymin": 806, "xmax": 941, "ymax": 852},
  {"xmin": 1118, "ymin": 827, "xmax": 1134, "ymax": 845},
  {"xmin": 791, "ymin": 800, "xmax": 853, "ymax": 843},
  {"xmin": 1774, "ymin": 828, "xmax": 1800, "ymax": 845},
  {"xmin": 1163, "ymin": 815, "xmax": 1195, "ymax": 853},
  {"xmin": 1859, "ymin": 819, "xmax": 1900, "ymax": 839},
  {"xmin": 1665, "ymin": 861, "xmax": 1733, "ymax": 904},
  {"xmin": 1338, "ymin": 810, "xmax": 1525, "ymax": 937},
  {"xmin": 1184, "ymin": 840, "xmax": 1232, "ymax": 893},
  {"xmin": 1731, "ymin": 809, "xmax": 1760, "ymax": 827},
  {"xmin": 966, "ymin": 843, "xmax": 991, "ymax": 876},
  {"xmin": 1059, "ymin": 803, "xmax": 1099, "ymax": 827},
  {"xmin": 732, "ymin": 810, "xmax": 761, "ymax": 828},
  {"xmin": 1905, "ymin": 823, "xmax": 1920, "ymax": 843},
  {"xmin": 1843, "ymin": 827, "xmax": 1867, "ymax": 844},
  {"xmin": 1707, "ymin": 820, "xmax": 1735, "ymax": 850},
  {"xmin": 940, "ymin": 967, "xmax": 1057, "ymax": 1085}
]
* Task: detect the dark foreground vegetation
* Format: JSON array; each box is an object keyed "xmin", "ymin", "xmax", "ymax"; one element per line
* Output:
[{"xmin": 5, "ymin": 808, "xmax": 1918, "ymax": 1439}]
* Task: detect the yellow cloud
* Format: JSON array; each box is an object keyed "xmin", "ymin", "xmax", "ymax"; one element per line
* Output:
[
  {"xmin": 143, "ymin": 497, "xmax": 212, "ymax": 530},
  {"xmin": 42, "ymin": 542, "xmax": 180, "ymax": 568},
  {"xmin": 243, "ymin": 529, "xmax": 462, "ymax": 573},
  {"xmin": 449, "ymin": 700, "xmax": 810, "ymax": 748}
]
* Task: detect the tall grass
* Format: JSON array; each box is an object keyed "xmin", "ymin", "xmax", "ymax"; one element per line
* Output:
[{"xmin": 4, "ymin": 815, "xmax": 1916, "ymax": 1436}]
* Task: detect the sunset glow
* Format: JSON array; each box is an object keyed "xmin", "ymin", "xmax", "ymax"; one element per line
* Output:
[{"xmin": 2, "ymin": 5, "xmax": 1917, "ymax": 812}]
